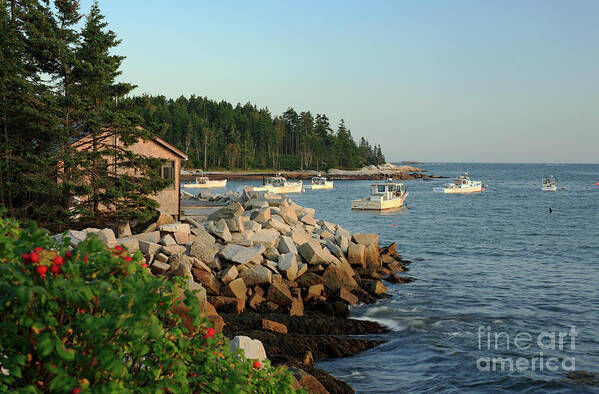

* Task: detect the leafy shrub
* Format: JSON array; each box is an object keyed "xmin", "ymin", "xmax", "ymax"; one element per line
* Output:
[{"xmin": 0, "ymin": 216, "xmax": 298, "ymax": 393}]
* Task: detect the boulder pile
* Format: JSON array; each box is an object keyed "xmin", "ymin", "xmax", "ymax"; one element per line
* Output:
[{"xmin": 55, "ymin": 191, "xmax": 411, "ymax": 323}]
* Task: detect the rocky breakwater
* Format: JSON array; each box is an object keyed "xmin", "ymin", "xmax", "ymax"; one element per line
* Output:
[{"xmin": 57, "ymin": 191, "xmax": 415, "ymax": 393}]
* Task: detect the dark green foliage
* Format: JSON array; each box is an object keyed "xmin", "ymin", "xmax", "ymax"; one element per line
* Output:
[
  {"xmin": 0, "ymin": 1, "xmax": 171, "ymax": 231},
  {"xmin": 0, "ymin": 215, "xmax": 298, "ymax": 393},
  {"xmin": 126, "ymin": 95, "xmax": 386, "ymax": 171}
]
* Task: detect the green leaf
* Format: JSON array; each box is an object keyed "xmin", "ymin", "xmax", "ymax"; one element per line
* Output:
[{"xmin": 56, "ymin": 343, "xmax": 75, "ymax": 362}]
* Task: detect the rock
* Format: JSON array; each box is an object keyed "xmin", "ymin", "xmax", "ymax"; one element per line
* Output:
[
  {"xmin": 187, "ymin": 280, "xmax": 207, "ymax": 309},
  {"xmin": 155, "ymin": 213, "xmax": 175, "ymax": 227},
  {"xmin": 277, "ymin": 253, "xmax": 298, "ymax": 281},
  {"xmin": 364, "ymin": 242, "xmax": 381, "ymax": 267},
  {"xmin": 248, "ymin": 287, "xmax": 266, "ymax": 309},
  {"xmin": 173, "ymin": 231, "xmax": 194, "ymax": 245},
  {"xmin": 159, "ymin": 234, "xmax": 177, "ymax": 246},
  {"xmin": 250, "ymin": 228, "xmax": 280, "ymax": 248},
  {"xmin": 250, "ymin": 208, "xmax": 271, "ymax": 224},
  {"xmin": 351, "ymin": 233, "xmax": 379, "ymax": 247},
  {"xmin": 97, "ymin": 228, "xmax": 117, "ymax": 247},
  {"xmin": 65, "ymin": 229, "xmax": 86, "ymax": 246},
  {"xmin": 245, "ymin": 221, "xmax": 262, "ymax": 232},
  {"xmin": 230, "ymin": 231, "xmax": 254, "ymax": 247},
  {"xmin": 262, "ymin": 319, "xmax": 288, "ymax": 334},
  {"xmin": 224, "ymin": 278, "xmax": 247, "ymax": 301},
  {"xmin": 139, "ymin": 240, "xmax": 161, "ymax": 256},
  {"xmin": 296, "ymin": 262, "xmax": 308, "ymax": 278},
  {"xmin": 298, "ymin": 214, "xmax": 316, "ymax": 226},
  {"xmin": 182, "ymin": 216, "xmax": 202, "ymax": 228},
  {"xmin": 339, "ymin": 286, "xmax": 359, "ymax": 304},
  {"xmin": 295, "ymin": 272, "xmax": 323, "ymax": 288},
  {"xmin": 363, "ymin": 279, "xmax": 388, "ymax": 296},
  {"xmin": 247, "ymin": 199, "xmax": 269, "ymax": 210},
  {"xmin": 154, "ymin": 253, "xmax": 169, "ymax": 263},
  {"xmin": 132, "ymin": 231, "xmax": 161, "ymax": 244},
  {"xmin": 192, "ymin": 268, "xmax": 222, "ymax": 295},
  {"xmin": 220, "ymin": 244, "xmax": 266, "ymax": 265},
  {"xmin": 142, "ymin": 223, "xmax": 157, "ymax": 233},
  {"xmin": 150, "ymin": 260, "xmax": 170, "ymax": 275},
  {"xmin": 264, "ymin": 247, "xmax": 280, "ymax": 261},
  {"xmin": 266, "ymin": 282, "xmax": 294, "ymax": 306},
  {"xmin": 220, "ymin": 265, "xmax": 238, "ymax": 284},
  {"xmin": 161, "ymin": 244, "xmax": 187, "ymax": 256},
  {"xmin": 299, "ymin": 375, "xmax": 329, "ymax": 394},
  {"xmin": 189, "ymin": 228, "xmax": 218, "ymax": 263},
  {"xmin": 207, "ymin": 314, "xmax": 225, "ymax": 332},
  {"xmin": 115, "ymin": 237, "xmax": 139, "ymax": 252},
  {"xmin": 207, "ymin": 202, "xmax": 244, "ymax": 221},
  {"xmin": 305, "ymin": 284, "xmax": 326, "ymax": 302},
  {"xmin": 265, "ymin": 216, "xmax": 291, "ymax": 234},
  {"xmin": 290, "ymin": 227, "xmax": 311, "ymax": 246},
  {"xmin": 279, "ymin": 205, "xmax": 298, "ymax": 221},
  {"xmin": 322, "ymin": 264, "xmax": 358, "ymax": 291},
  {"xmin": 209, "ymin": 296, "xmax": 245, "ymax": 314},
  {"xmin": 225, "ymin": 216, "xmax": 245, "ymax": 232},
  {"xmin": 347, "ymin": 242, "xmax": 366, "ymax": 267},
  {"xmin": 384, "ymin": 273, "xmax": 415, "ymax": 283},
  {"xmin": 277, "ymin": 235, "xmax": 298, "ymax": 255},
  {"xmin": 166, "ymin": 254, "xmax": 193, "ymax": 279},
  {"xmin": 239, "ymin": 265, "xmax": 272, "ymax": 287},
  {"xmin": 289, "ymin": 297, "xmax": 304, "ymax": 316},
  {"xmin": 208, "ymin": 219, "xmax": 232, "ymax": 242},
  {"xmin": 325, "ymin": 239, "xmax": 342, "ymax": 258},
  {"xmin": 159, "ymin": 223, "xmax": 191, "ymax": 233},
  {"xmin": 387, "ymin": 261, "xmax": 406, "ymax": 273},
  {"xmin": 229, "ymin": 336, "xmax": 267, "ymax": 362},
  {"xmin": 335, "ymin": 234, "xmax": 350, "ymax": 255},
  {"xmin": 298, "ymin": 240, "xmax": 329, "ymax": 265},
  {"xmin": 117, "ymin": 222, "xmax": 132, "ymax": 238}
]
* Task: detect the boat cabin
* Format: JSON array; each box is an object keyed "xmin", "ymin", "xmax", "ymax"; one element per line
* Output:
[
  {"xmin": 312, "ymin": 176, "xmax": 328, "ymax": 185},
  {"xmin": 264, "ymin": 176, "xmax": 286, "ymax": 187},
  {"xmin": 369, "ymin": 181, "xmax": 406, "ymax": 201},
  {"xmin": 195, "ymin": 176, "xmax": 210, "ymax": 184}
]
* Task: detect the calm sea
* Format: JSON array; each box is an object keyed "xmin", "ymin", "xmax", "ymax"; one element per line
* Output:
[{"xmin": 189, "ymin": 163, "xmax": 599, "ymax": 393}]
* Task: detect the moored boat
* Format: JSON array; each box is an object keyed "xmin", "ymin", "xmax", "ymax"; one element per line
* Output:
[
  {"xmin": 443, "ymin": 172, "xmax": 482, "ymax": 194},
  {"xmin": 245, "ymin": 174, "xmax": 303, "ymax": 194},
  {"xmin": 183, "ymin": 175, "xmax": 227, "ymax": 189},
  {"xmin": 351, "ymin": 179, "xmax": 408, "ymax": 210},
  {"xmin": 541, "ymin": 175, "xmax": 557, "ymax": 192},
  {"xmin": 311, "ymin": 173, "xmax": 333, "ymax": 190}
]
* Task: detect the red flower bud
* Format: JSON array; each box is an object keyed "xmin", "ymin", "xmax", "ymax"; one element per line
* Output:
[
  {"xmin": 66, "ymin": 250, "xmax": 72, "ymax": 258},
  {"xmin": 114, "ymin": 245, "xmax": 123, "ymax": 251},
  {"xmin": 50, "ymin": 265, "xmax": 61, "ymax": 274},
  {"xmin": 253, "ymin": 361, "xmax": 261, "ymax": 369},
  {"xmin": 22, "ymin": 253, "xmax": 30, "ymax": 262},
  {"xmin": 123, "ymin": 256, "xmax": 132, "ymax": 262},
  {"xmin": 53, "ymin": 256, "xmax": 63, "ymax": 265},
  {"xmin": 141, "ymin": 263, "xmax": 148, "ymax": 268},
  {"xmin": 33, "ymin": 246, "xmax": 43, "ymax": 253},
  {"xmin": 72, "ymin": 388, "xmax": 81, "ymax": 394},
  {"xmin": 82, "ymin": 256, "xmax": 89, "ymax": 262}
]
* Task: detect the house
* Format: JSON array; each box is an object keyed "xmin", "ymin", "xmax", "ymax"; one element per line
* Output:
[{"xmin": 70, "ymin": 132, "xmax": 188, "ymax": 218}]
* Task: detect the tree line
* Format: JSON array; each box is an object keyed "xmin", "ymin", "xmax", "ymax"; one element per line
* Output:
[{"xmin": 126, "ymin": 95, "xmax": 386, "ymax": 171}]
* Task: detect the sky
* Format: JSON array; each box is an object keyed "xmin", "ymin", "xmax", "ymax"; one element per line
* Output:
[{"xmin": 82, "ymin": 0, "xmax": 599, "ymax": 163}]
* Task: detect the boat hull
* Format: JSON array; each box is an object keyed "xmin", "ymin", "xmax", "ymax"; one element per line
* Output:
[
  {"xmin": 541, "ymin": 186, "xmax": 557, "ymax": 192},
  {"xmin": 311, "ymin": 182, "xmax": 334, "ymax": 190},
  {"xmin": 246, "ymin": 181, "xmax": 303, "ymax": 194},
  {"xmin": 183, "ymin": 180, "xmax": 227, "ymax": 189},
  {"xmin": 443, "ymin": 184, "xmax": 482, "ymax": 194},
  {"xmin": 351, "ymin": 192, "xmax": 408, "ymax": 210}
]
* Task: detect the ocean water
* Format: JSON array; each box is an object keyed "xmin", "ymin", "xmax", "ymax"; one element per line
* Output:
[{"xmin": 188, "ymin": 163, "xmax": 599, "ymax": 393}]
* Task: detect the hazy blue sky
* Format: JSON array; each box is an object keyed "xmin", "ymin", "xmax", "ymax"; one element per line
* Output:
[{"xmin": 84, "ymin": 0, "xmax": 598, "ymax": 162}]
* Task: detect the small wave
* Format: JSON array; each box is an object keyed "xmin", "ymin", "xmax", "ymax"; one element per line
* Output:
[{"xmin": 352, "ymin": 315, "xmax": 408, "ymax": 331}]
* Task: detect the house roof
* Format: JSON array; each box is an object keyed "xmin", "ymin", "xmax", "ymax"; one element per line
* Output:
[
  {"xmin": 69, "ymin": 130, "xmax": 188, "ymax": 161},
  {"xmin": 153, "ymin": 136, "xmax": 188, "ymax": 160}
]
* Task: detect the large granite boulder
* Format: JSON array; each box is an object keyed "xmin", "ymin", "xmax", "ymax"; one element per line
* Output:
[
  {"xmin": 298, "ymin": 240, "xmax": 329, "ymax": 265},
  {"xmin": 220, "ymin": 244, "xmax": 266, "ymax": 265},
  {"xmin": 207, "ymin": 202, "xmax": 244, "ymax": 221},
  {"xmin": 277, "ymin": 252, "xmax": 298, "ymax": 281},
  {"xmin": 239, "ymin": 265, "xmax": 272, "ymax": 287},
  {"xmin": 229, "ymin": 336, "xmax": 267, "ymax": 362}
]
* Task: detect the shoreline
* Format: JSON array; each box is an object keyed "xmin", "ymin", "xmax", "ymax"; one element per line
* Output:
[
  {"xmin": 55, "ymin": 190, "xmax": 416, "ymax": 392},
  {"xmin": 182, "ymin": 170, "xmax": 444, "ymax": 182}
]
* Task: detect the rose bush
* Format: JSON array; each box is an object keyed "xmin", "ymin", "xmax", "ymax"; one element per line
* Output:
[{"xmin": 0, "ymin": 215, "xmax": 299, "ymax": 393}]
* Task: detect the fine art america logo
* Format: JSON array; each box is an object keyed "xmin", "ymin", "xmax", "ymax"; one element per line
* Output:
[{"xmin": 476, "ymin": 326, "xmax": 577, "ymax": 372}]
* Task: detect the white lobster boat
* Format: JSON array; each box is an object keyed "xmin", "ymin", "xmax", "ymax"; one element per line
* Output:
[
  {"xmin": 443, "ymin": 173, "xmax": 482, "ymax": 194},
  {"xmin": 183, "ymin": 176, "xmax": 227, "ymax": 189},
  {"xmin": 541, "ymin": 176, "xmax": 557, "ymax": 192},
  {"xmin": 311, "ymin": 173, "xmax": 333, "ymax": 190},
  {"xmin": 245, "ymin": 174, "xmax": 303, "ymax": 194},
  {"xmin": 351, "ymin": 179, "xmax": 408, "ymax": 210}
]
